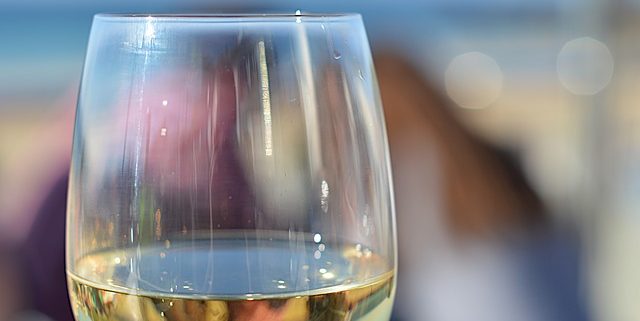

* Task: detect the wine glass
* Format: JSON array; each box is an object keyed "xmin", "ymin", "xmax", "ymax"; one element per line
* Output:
[{"xmin": 66, "ymin": 13, "xmax": 396, "ymax": 321}]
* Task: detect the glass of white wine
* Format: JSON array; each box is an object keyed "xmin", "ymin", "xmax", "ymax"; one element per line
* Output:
[{"xmin": 66, "ymin": 13, "xmax": 396, "ymax": 321}]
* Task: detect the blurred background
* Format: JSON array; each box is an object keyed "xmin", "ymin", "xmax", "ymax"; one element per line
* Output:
[{"xmin": 2, "ymin": 0, "xmax": 639, "ymax": 320}]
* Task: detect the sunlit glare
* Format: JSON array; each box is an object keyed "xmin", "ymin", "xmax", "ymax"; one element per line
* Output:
[
  {"xmin": 258, "ymin": 41, "xmax": 273, "ymax": 156},
  {"xmin": 321, "ymin": 180, "xmax": 329, "ymax": 213},
  {"xmin": 295, "ymin": 9, "xmax": 302, "ymax": 23},
  {"xmin": 144, "ymin": 16, "xmax": 155, "ymax": 39}
]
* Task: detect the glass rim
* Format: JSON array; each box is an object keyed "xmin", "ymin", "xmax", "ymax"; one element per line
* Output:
[{"xmin": 94, "ymin": 12, "xmax": 362, "ymax": 22}]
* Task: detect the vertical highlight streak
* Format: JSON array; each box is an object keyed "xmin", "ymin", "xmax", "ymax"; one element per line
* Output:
[
  {"xmin": 295, "ymin": 18, "xmax": 321, "ymax": 173},
  {"xmin": 258, "ymin": 41, "xmax": 273, "ymax": 156}
]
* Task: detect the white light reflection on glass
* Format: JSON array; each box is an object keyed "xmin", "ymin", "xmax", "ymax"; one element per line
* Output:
[
  {"xmin": 295, "ymin": 9, "xmax": 302, "ymax": 23},
  {"xmin": 162, "ymin": 99, "xmax": 168, "ymax": 107},
  {"xmin": 445, "ymin": 51, "xmax": 503, "ymax": 109},
  {"xmin": 258, "ymin": 41, "xmax": 273, "ymax": 156},
  {"xmin": 144, "ymin": 16, "xmax": 155, "ymax": 39},
  {"xmin": 321, "ymin": 180, "xmax": 329, "ymax": 213},
  {"xmin": 557, "ymin": 37, "xmax": 614, "ymax": 95}
]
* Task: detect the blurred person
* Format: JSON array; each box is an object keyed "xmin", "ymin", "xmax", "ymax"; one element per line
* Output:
[
  {"xmin": 0, "ymin": 247, "xmax": 26, "ymax": 321},
  {"xmin": 0, "ymin": 83, "xmax": 76, "ymax": 321},
  {"xmin": 377, "ymin": 54, "xmax": 589, "ymax": 321},
  {"xmin": 0, "ymin": 88, "xmax": 76, "ymax": 321}
]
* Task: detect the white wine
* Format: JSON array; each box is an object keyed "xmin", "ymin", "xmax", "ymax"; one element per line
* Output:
[{"xmin": 67, "ymin": 237, "xmax": 395, "ymax": 321}]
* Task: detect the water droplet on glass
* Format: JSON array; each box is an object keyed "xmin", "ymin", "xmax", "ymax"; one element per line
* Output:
[
  {"xmin": 333, "ymin": 51, "xmax": 342, "ymax": 60},
  {"xmin": 160, "ymin": 128, "xmax": 167, "ymax": 136}
]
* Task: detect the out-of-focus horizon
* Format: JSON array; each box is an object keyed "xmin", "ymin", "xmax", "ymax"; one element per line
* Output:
[{"xmin": 2, "ymin": 0, "xmax": 640, "ymax": 320}]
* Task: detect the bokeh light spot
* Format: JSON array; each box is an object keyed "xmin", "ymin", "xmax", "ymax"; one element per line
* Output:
[
  {"xmin": 557, "ymin": 37, "xmax": 614, "ymax": 95},
  {"xmin": 445, "ymin": 51, "xmax": 503, "ymax": 109}
]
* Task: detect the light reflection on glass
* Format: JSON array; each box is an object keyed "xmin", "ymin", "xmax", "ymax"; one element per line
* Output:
[
  {"xmin": 258, "ymin": 40, "xmax": 273, "ymax": 157},
  {"xmin": 144, "ymin": 16, "xmax": 155, "ymax": 39}
]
